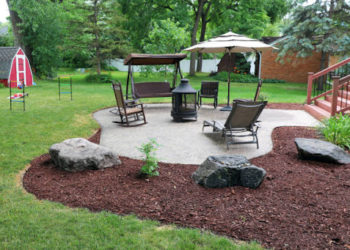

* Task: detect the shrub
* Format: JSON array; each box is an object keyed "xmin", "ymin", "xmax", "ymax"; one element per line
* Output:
[
  {"xmin": 319, "ymin": 113, "xmax": 350, "ymax": 149},
  {"xmin": 138, "ymin": 138, "xmax": 160, "ymax": 177},
  {"xmin": 257, "ymin": 93, "xmax": 269, "ymax": 101},
  {"xmin": 85, "ymin": 73, "xmax": 113, "ymax": 83},
  {"xmin": 101, "ymin": 63, "xmax": 119, "ymax": 71},
  {"xmin": 263, "ymin": 78, "xmax": 286, "ymax": 83},
  {"xmin": 213, "ymin": 72, "xmax": 285, "ymax": 83},
  {"xmin": 213, "ymin": 72, "xmax": 259, "ymax": 83}
]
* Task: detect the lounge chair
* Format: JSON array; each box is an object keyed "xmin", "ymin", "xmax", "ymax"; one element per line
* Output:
[
  {"xmin": 112, "ymin": 81, "xmax": 147, "ymax": 127},
  {"xmin": 234, "ymin": 79, "xmax": 263, "ymax": 102},
  {"xmin": 198, "ymin": 81, "xmax": 219, "ymax": 108},
  {"xmin": 202, "ymin": 101, "xmax": 267, "ymax": 149}
]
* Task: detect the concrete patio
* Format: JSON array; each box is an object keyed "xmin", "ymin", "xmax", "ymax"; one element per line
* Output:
[{"xmin": 94, "ymin": 104, "xmax": 320, "ymax": 164}]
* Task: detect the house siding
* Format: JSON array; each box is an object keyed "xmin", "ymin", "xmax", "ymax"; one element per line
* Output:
[{"xmin": 261, "ymin": 48, "xmax": 322, "ymax": 83}]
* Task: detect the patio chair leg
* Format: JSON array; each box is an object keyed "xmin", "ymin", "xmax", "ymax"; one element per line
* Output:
[{"xmin": 142, "ymin": 109, "xmax": 147, "ymax": 124}]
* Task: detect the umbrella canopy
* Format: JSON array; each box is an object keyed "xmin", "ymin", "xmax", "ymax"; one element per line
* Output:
[
  {"xmin": 184, "ymin": 31, "xmax": 276, "ymax": 53},
  {"xmin": 184, "ymin": 31, "xmax": 276, "ymax": 110}
]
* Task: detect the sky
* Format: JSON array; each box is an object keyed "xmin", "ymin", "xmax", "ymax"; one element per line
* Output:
[{"xmin": 0, "ymin": 0, "xmax": 9, "ymax": 23}]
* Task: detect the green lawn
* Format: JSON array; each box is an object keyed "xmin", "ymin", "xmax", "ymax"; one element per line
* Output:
[{"xmin": 0, "ymin": 71, "xmax": 307, "ymax": 249}]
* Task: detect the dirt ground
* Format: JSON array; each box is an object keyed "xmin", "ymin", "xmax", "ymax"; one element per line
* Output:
[{"xmin": 23, "ymin": 124, "xmax": 350, "ymax": 249}]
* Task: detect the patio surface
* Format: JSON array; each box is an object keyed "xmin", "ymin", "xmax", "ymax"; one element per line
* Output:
[{"xmin": 93, "ymin": 104, "xmax": 320, "ymax": 164}]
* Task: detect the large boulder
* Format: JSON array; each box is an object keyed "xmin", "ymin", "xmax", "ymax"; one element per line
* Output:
[
  {"xmin": 192, "ymin": 155, "xmax": 266, "ymax": 189},
  {"xmin": 49, "ymin": 138, "xmax": 121, "ymax": 172},
  {"xmin": 240, "ymin": 165, "xmax": 267, "ymax": 189},
  {"xmin": 295, "ymin": 138, "xmax": 350, "ymax": 165}
]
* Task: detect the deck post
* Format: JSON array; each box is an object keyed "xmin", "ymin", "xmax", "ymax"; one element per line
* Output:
[
  {"xmin": 331, "ymin": 76, "xmax": 340, "ymax": 116},
  {"xmin": 307, "ymin": 72, "xmax": 314, "ymax": 104}
]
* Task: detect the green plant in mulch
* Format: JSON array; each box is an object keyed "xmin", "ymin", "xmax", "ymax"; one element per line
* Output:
[
  {"xmin": 318, "ymin": 113, "xmax": 350, "ymax": 149},
  {"xmin": 138, "ymin": 138, "xmax": 160, "ymax": 177}
]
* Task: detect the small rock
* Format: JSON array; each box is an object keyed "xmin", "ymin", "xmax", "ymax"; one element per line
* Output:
[
  {"xmin": 295, "ymin": 138, "xmax": 350, "ymax": 164},
  {"xmin": 49, "ymin": 138, "xmax": 121, "ymax": 172}
]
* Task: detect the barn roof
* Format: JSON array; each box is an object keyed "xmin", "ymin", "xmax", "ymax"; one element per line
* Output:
[{"xmin": 0, "ymin": 47, "xmax": 19, "ymax": 79}]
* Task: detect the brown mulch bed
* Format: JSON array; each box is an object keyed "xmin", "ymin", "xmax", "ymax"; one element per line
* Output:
[{"xmin": 23, "ymin": 126, "xmax": 350, "ymax": 249}]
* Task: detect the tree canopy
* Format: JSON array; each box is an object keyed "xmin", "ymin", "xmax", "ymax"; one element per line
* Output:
[
  {"xmin": 5, "ymin": 0, "xmax": 297, "ymax": 77},
  {"xmin": 278, "ymin": 0, "xmax": 350, "ymax": 70}
]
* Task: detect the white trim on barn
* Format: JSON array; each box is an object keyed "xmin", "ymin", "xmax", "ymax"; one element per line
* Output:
[{"xmin": 16, "ymin": 54, "xmax": 26, "ymax": 86}]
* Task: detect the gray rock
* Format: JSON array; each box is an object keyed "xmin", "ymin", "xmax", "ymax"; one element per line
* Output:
[
  {"xmin": 49, "ymin": 138, "xmax": 121, "ymax": 172},
  {"xmin": 295, "ymin": 138, "xmax": 350, "ymax": 164},
  {"xmin": 240, "ymin": 165, "xmax": 266, "ymax": 189},
  {"xmin": 192, "ymin": 155, "xmax": 265, "ymax": 189}
]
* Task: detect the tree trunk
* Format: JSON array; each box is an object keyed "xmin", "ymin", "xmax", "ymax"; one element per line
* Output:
[
  {"xmin": 93, "ymin": 0, "xmax": 101, "ymax": 75},
  {"xmin": 6, "ymin": 0, "xmax": 22, "ymax": 47},
  {"xmin": 6, "ymin": 0, "xmax": 34, "ymax": 68},
  {"xmin": 189, "ymin": 0, "xmax": 204, "ymax": 76},
  {"xmin": 196, "ymin": 2, "xmax": 211, "ymax": 73},
  {"xmin": 196, "ymin": 17, "xmax": 207, "ymax": 72}
]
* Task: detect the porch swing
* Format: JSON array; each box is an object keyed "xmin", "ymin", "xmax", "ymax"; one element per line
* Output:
[{"xmin": 124, "ymin": 53, "xmax": 187, "ymax": 99}]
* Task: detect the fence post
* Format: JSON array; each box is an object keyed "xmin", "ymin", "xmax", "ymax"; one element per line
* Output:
[
  {"xmin": 331, "ymin": 76, "xmax": 340, "ymax": 116},
  {"xmin": 307, "ymin": 72, "xmax": 314, "ymax": 104}
]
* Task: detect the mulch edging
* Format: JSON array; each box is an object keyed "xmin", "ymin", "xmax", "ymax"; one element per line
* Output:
[{"xmin": 23, "ymin": 126, "xmax": 350, "ymax": 249}]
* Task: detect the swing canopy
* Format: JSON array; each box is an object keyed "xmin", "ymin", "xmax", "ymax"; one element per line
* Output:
[
  {"xmin": 124, "ymin": 53, "xmax": 187, "ymax": 65},
  {"xmin": 124, "ymin": 53, "xmax": 187, "ymax": 99}
]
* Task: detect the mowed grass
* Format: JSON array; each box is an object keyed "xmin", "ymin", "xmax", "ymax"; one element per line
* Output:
[
  {"xmin": 60, "ymin": 70, "xmax": 308, "ymax": 104},
  {"xmin": 0, "ymin": 74, "xmax": 265, "ymax": 249}
]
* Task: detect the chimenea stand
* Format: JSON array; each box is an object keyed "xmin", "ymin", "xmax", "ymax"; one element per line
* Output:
[{"xmin": 171, "ymin": 79, "xmax": 197, "ymax": 121}]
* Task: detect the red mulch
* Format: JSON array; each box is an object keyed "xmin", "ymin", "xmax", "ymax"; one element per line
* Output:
[
  {"xmin": 22, "ymin": 127, "xmax": 350, "ymax": 249},
  {"xmin": 23, "ymin": 101, "xmax": 350, "ymax": 250}
]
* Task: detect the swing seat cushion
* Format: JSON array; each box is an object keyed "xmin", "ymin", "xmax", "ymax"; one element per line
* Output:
[{"xmin": 134, "ymin": 82, "xmax": 173, "ymax": 98}]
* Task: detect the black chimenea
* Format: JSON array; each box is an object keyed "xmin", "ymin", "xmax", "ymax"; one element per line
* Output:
[{"xmin": 171, "ymin": 79, "xmax": 197, "ymax": 121}]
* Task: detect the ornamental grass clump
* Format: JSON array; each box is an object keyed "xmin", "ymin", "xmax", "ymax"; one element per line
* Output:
[
  {"xmin": 319, "ymin": 113, "xmax": 350, "ymax": 149},
  {"xmin": 138, "ymin": 138, "xmax": 160, "ymax": 177}
]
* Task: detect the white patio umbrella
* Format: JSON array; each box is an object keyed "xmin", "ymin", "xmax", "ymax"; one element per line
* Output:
[{"xmin": 184, "ymin": 31, "xmax": 276, "ymax": 110}]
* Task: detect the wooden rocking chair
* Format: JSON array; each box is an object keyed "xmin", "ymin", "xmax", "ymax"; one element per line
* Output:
[{"xmin": 112, "ymin": 81, "xmax": 147, "ymax": 127}]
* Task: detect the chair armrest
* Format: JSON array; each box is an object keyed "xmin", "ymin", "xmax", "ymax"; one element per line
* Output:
[
  {"xmin": 125, "ymin": 99, "xmax": 140, "ymax": 107},
  {"xmin": 213, "ymin": 121, "xmax": 225, "ymax": 130}
]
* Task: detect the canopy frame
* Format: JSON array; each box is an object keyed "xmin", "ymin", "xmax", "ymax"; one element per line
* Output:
[{"xmin": 124, "ymin": 54, "xmax": 186, "ymax": 99}]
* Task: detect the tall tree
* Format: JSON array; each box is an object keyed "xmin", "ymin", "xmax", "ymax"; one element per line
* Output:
[
  {"xmin": 118, "ymin": 0, "xmax": 190, "ymax": 53},
  {"xmin": 141, "ymin": 19, "xmax": 188, "ymax": 54},
  {"xmin": 184, "ymin": 0, "xmax": 204, "ymax": 76},
  {"xmin": 278, "ymin": 0, "xmax": 350, "ymax": 71},
  {"xmin": 194, "ymin": 0, "xmax": 288, "ymax": 73},
  {"xmin": 6, "ymin": 0, "xmax": 64, "ymax": 76},
  {"xmin": 6, "ymin": 0, "xmax": 25, "ymax": 50},
  {"xmin": 84, "ymin": 0, "xmax": 129, "ymax": 74},
  {"xmin": 196, "ymin": 0, "xmax": 240, "ymax": 72}
]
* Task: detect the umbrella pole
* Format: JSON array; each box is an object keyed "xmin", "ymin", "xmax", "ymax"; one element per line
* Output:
[{"xmin": 220, "ymin": 50, "xmax": 232, "ymax": 111}]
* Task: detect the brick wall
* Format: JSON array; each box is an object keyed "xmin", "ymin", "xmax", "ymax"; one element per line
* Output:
[{"xmin": 261, "ymin": 49, "xmax": 322, "ymax": 83}]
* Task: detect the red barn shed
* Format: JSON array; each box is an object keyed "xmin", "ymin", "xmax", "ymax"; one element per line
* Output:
[{"xmin": 0, "ymin": 47, "xmax": 33, "ymax": 87}]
